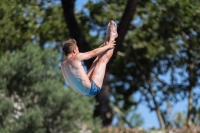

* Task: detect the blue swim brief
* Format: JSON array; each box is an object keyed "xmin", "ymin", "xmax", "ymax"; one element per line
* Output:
[{"xmin": 84, "ymin": 79, "xmax": 101, "ymax": 97}]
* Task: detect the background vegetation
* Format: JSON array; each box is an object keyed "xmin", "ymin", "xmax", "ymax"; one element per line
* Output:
[{"xmin": 0, "ymin": 0, "xmax": 200, "ymax": 132}]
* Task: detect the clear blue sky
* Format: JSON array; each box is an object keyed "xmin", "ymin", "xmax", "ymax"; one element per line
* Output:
[{"xmin": 75, "ymin": 0, "xmax": 187, "ymax": 129}]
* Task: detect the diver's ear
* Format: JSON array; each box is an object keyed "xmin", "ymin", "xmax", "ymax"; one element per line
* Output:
[{"xmin": 72, "ymin": 49, "xmax": 76, "ymax": 54}]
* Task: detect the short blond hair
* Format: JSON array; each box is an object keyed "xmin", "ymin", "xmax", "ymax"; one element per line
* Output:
[{"xmin": 62, "ymin": 39, "xmax": 77, "ymax": 56}]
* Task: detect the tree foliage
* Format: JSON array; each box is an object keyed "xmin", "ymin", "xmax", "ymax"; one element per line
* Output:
[
  {"xmin": 0, "ymin": 0, "xmax": 67, "ymax": 56},
  {"xmin": 0, "ymin": 44, "xmax": 100, "ymax": 132},
  {"xmin": 110, "ymin": 0, "xmax": 200, "ymax": 128}
]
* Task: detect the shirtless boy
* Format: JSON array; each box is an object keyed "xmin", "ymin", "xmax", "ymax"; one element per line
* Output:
[{"xmin": 61, "ymin": 20, "xmax": 118, "ymax": 96}]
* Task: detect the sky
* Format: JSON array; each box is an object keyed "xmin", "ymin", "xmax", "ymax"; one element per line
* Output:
[{"xmin": 75, "ymin": 0, "xmax": 188, "ymax": 129}]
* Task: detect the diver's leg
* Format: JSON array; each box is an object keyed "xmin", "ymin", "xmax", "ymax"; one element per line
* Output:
[{"xmin": 87, "ymin": 20, "xmax": 118, "ymax": 83}]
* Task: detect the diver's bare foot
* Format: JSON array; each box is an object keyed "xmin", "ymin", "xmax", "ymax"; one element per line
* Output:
[{"xmin": 105, "ymin": 20, "xmax": 118, "ymax": 42}]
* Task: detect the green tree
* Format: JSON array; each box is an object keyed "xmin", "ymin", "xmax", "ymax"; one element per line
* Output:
[
  {"xmin": 110, "ymin": 0, "xmax": 200, "ymax": 128},
  {"xmin": 0, "ymin": 0, "xmax": 67, "ymax": 56},
  {"xmin": 0, "ymin": 44, "xmax": 100, "ymax": 133}
]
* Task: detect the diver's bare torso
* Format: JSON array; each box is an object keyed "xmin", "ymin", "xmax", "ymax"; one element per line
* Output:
[{"xmin": 61, "ymin": 56, "xmax": 91, "ymax": 95}]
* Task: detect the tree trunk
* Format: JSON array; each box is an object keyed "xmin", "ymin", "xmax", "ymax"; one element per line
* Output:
[
  {"xmin": 94, "ymin": 0, "xmax": 138, "ymax": 127},
  {"xmin": 186, "ymin": 48, "xmax": 195, "ymax": 127},
  {"xmin": 150, "ymin": 89, "xmax": 165, "ymax": 128},
  {"xmin": 61, "ymin": 0, "xmax": 93, "ymax": 68},
  {"xmin": 147, "ymin": 81, "xmax": 165, "ymax": 128},
  {"xmin": 109, "ymin": 0, "xmax": 138, "ymax": 65},
  {"xmin": 187, "ymin": 88, "xmax": 193, "ymax": 126},
  {"xmin": 93, "ymin": 72, "xmax": 113, "ymax": 127}
]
